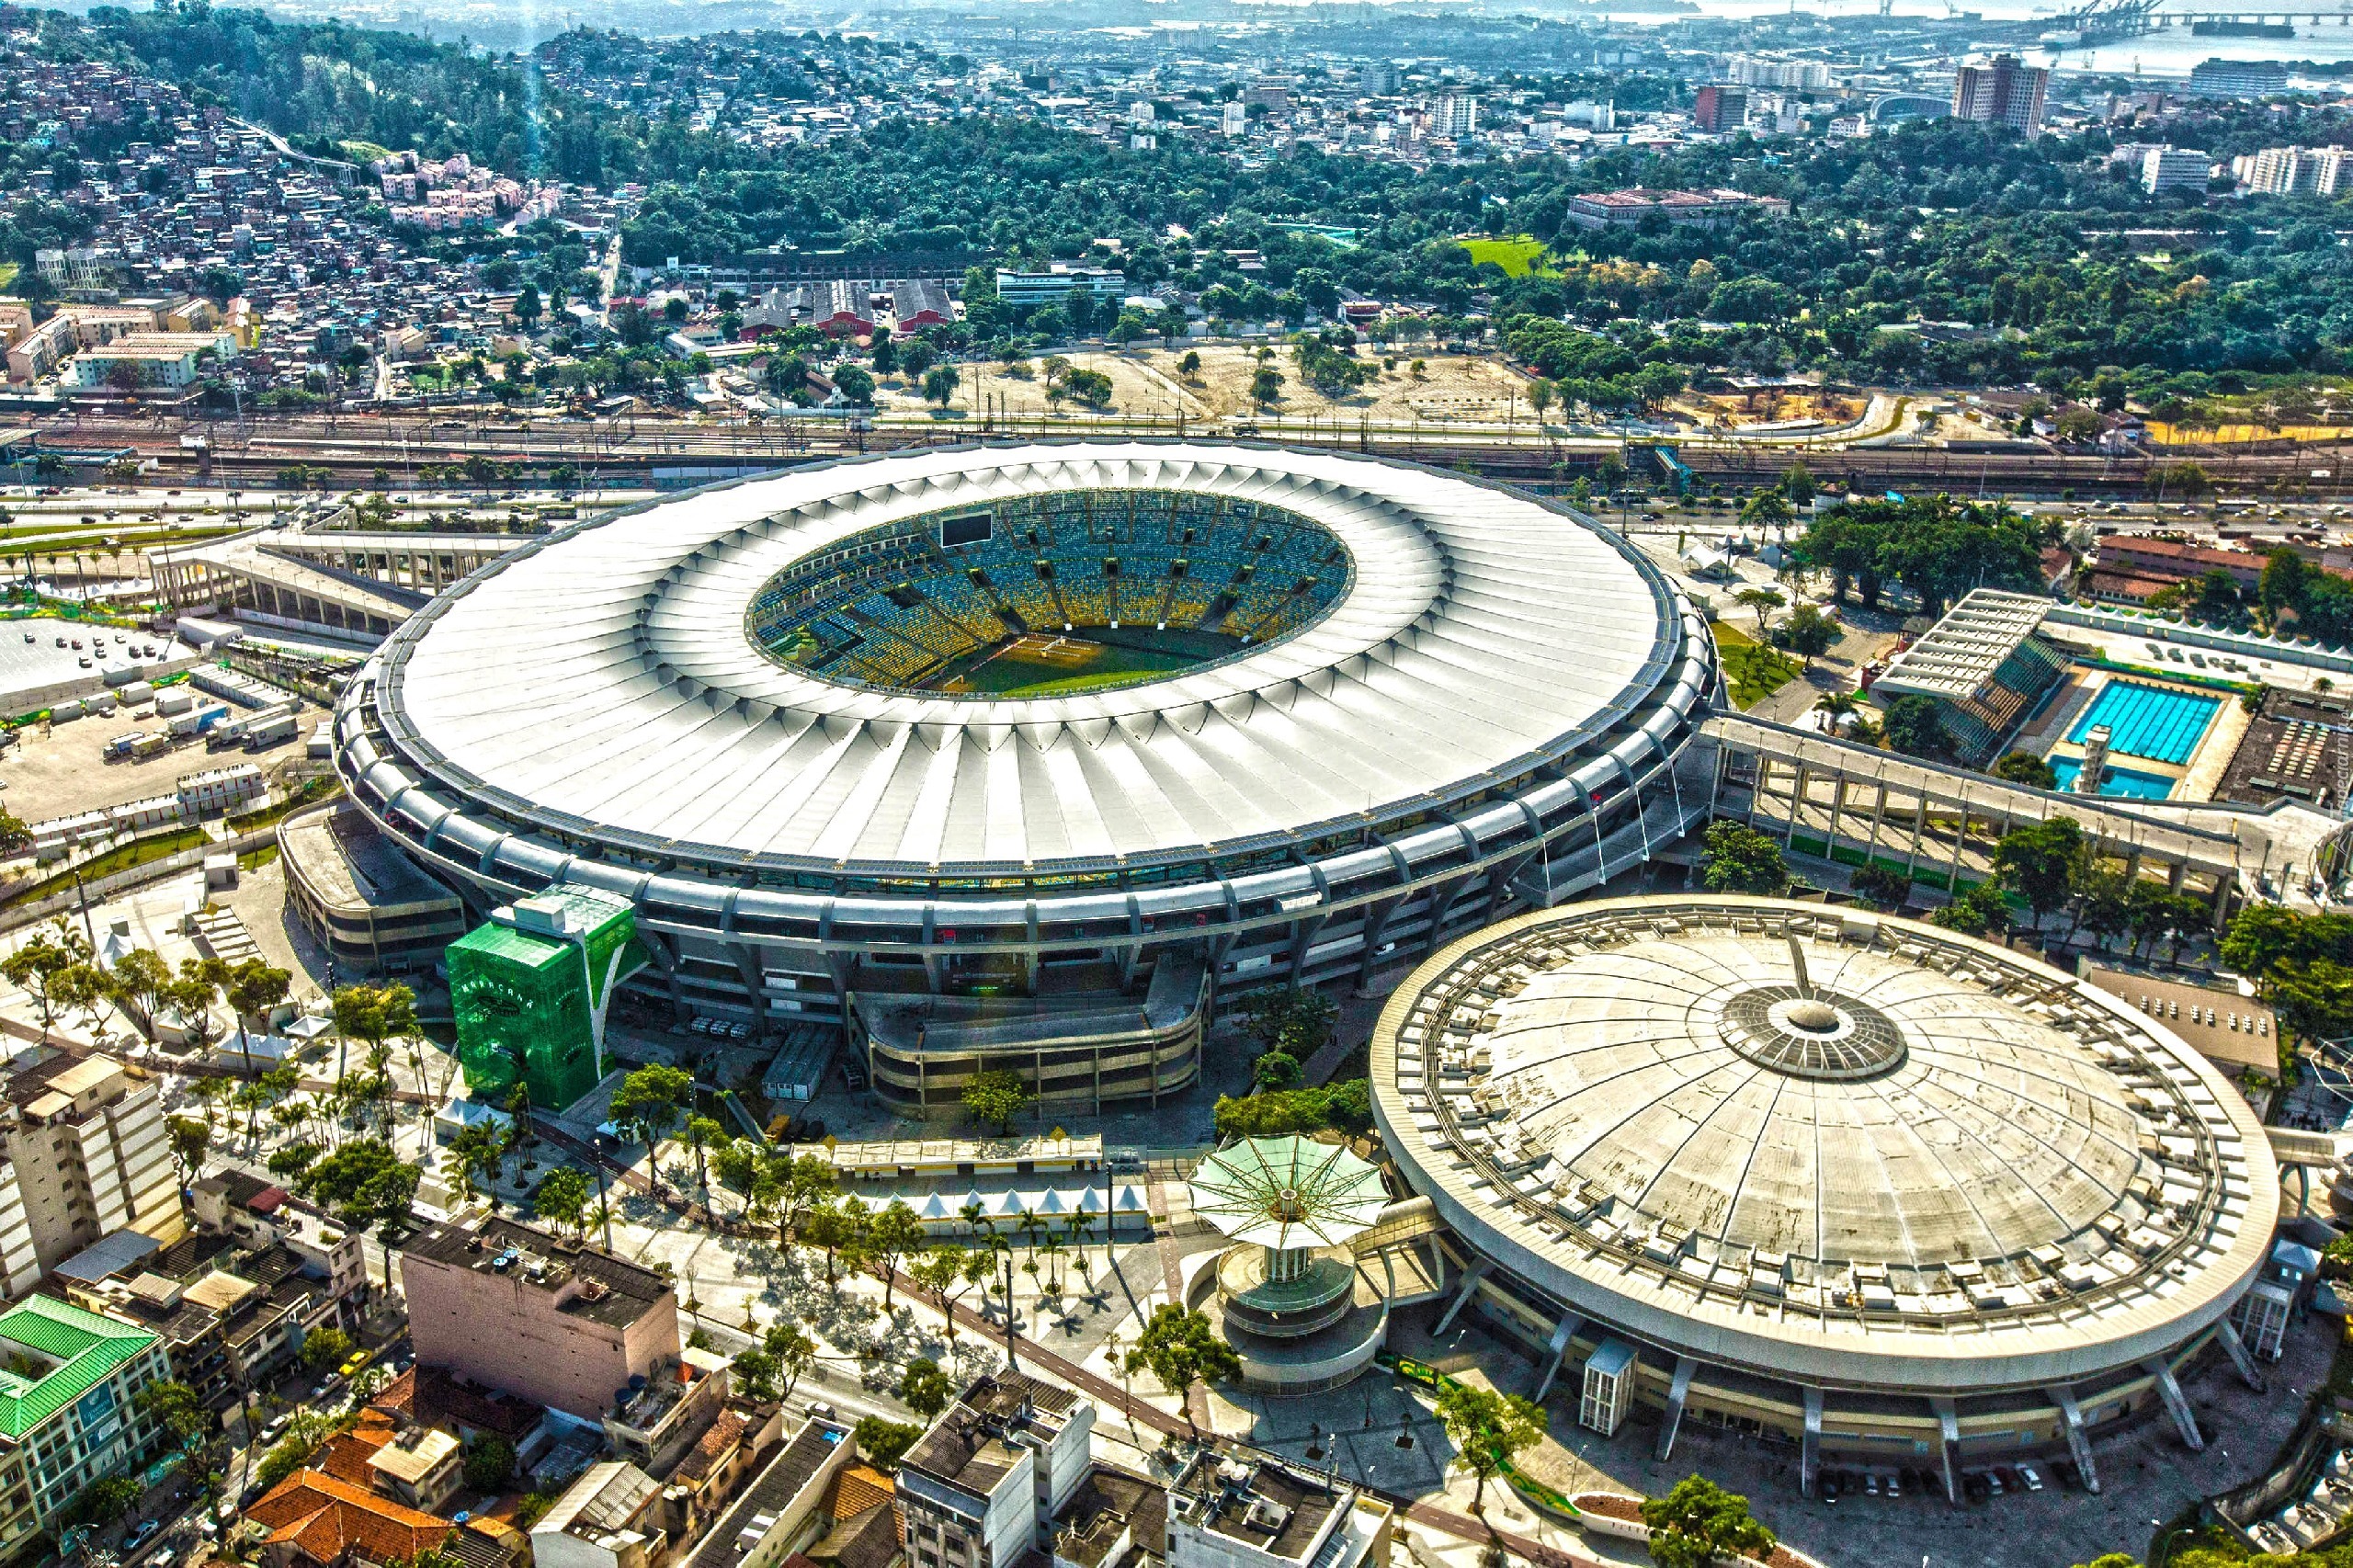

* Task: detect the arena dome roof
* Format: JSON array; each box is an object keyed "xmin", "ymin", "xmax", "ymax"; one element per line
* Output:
[
  {"xmin": 1373, "ymin": 897, "xmax": 2278, "ymax": 1394},
  {"xmin": 367, "ymin": 442, "xmax": 1688, "ymax": 876}
]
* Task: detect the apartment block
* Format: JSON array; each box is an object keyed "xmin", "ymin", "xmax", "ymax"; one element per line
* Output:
[
  {"xmin": 400, "ymin": 1215, "xmax": 679, "ymax": 1421},
  {"xmin": 1952, "ymin": 54, "xmax": 2048, "ymax": 132},
  {"xmin": 2143, "ymin": 146, "xmax": 2212, "ymax": 195},
  {"xmin": 1692, "ymin": 85, "xmax": 1747, "ymax": 134},
  {"xmin": 0, "ymin": 1295, "xmax": 171, "ymax": 1549},
  {"xmin": 1, "ymin": 1053, "xmax": 182, "ymax": 1279},
  {"xmin": 1165, "ymin": 1453, "xmax": 1390, "ymax": 1568},
  {"xmin": 898, "ymin": 1373, "xmax": 1095, "ymax": 1568}
]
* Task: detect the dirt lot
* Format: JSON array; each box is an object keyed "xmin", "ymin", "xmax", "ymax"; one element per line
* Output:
[
  {"xmin": 2, "ymin": 699, "xmax": 313, "ymax": 824},
  {"xmin": 872, "ymin": 345, "xmax": 1545, "ymax": 429},
  {"xmin": 1671, "ymin": 388, "xmax": 1865, "ymax": 432}
]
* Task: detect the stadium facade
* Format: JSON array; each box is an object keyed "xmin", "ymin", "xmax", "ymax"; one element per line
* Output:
[
  {"xmin": 334, "ymin": 443, "xmax": 1717, "ymax": 1117},
  {"xmin": 1372, "ymin": 896, "xmax": 2278, "ymax": 1496}
]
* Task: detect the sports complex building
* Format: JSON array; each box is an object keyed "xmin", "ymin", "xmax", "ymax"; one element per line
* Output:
[
  {"xmin": 332, "ymin": 443, "xmax": 1719, "ymax": 1118},
  {"xmin": 1371, "ymin": 895, "xmax": 2279, "ymax": 1498}
]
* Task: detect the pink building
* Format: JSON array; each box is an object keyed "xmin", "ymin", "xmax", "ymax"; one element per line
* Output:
[{"xmin": 400, "ymin": 1216, "xmax": 679, "ymax": 1422}]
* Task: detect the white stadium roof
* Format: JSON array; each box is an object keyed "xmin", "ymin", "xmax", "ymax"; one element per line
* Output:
[{"xmin": 374, "ymin": 443, "xmax": 1682, "ymax": 874}]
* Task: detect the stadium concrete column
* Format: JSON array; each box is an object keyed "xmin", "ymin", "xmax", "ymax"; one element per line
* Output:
[
  {"xmin": 1906, "ymin": 790, "xmax": 1929, "ymax": 877},
  {"xmin": 1354, "ymin": 896, "xmax": 1404, "ymax": 994},
  {"xmin": 1782, "ymin": 762, "xmax": 1807, "ymax": 846}
]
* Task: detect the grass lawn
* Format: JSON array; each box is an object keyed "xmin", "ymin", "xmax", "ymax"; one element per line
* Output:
[
  {"xmin": 1459, "ymin": 235, "xmax": 1555, "ymax": 278},
  {"xmin": 0, "ymin": 263, "xmax": 17, "ymax": 290},
  {"xmin": 1710, "ymin": 621, "xmax": 1802, "ymax": 707}
]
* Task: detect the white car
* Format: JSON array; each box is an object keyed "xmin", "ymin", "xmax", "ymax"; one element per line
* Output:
[{"xmin": 2016, "ymin": 1463, "xmax": 2044, "ymax": 1493}]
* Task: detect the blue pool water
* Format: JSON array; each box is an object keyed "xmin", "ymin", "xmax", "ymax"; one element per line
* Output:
[
  {"xmin": 2047, "ymin": 757, "xmax": 2177, "ymax": 800},
  {"xmin": 2066, "ymin": 680, "xmax": 2222, "ymax": 765}
]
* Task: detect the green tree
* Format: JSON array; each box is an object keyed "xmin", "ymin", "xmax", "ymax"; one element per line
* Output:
[
  {"xmin": 330, "ymin": 981, "xmax": 415, "ymax": 1086},
  {"xmin": 1699, "ymin": 820, "xmax": 1790, "ymax": 896},
  {"xmin": 533, "ymin": 1165, "xmax": 592, "ymax": 1239},
  {"xmin": 801, "ymin": 1198, "xmax": 862, "ymax": 1284},
  {"xmin": 1994, "ymin": 816, "xmax": 2087, "ymax": 930},
  {"xmin": 922, "ymin": 363, "xmax": 961, "ymax": 408},
  {"xmin": 1992, "ymin": 751, "xmax": 2058, "ymax": 790},
  {"xmin": 305, "ymin": 1136, "xmax": 419, "ymax": 1287},
  {"xmin": 2, "ymin": 921, "xmax": 89, "ymax": 1034},
  {"xmin": 110, "ymin": 948, "xmax": 174, "ymax": 1040},
  {"xmin": 854, "ymin": 1416, "xmax": 924, "ymax": 1470},
  {"xmin": 1849, "ymin": 864, "xmax": 1910, "ymax": 911},
  {"xmin": 1733, "ymin": 586, "xmax": 1786, "ymax": 641},
  {"xmin": 1433, "ymin": 1380, "xmax": 1547, "ymax": 1514},
  {"xmin": 1931, "ymin": 881, "xmax": 2011, "ymax": 938},
  {"xmin": 608, "ymin": 1063, "xmax": 693, "ymax": 1189},
  {"xmin": 961, "ymin": 1068, "xmax": 1030, "ymax": 1134},
  {"xmin": 225, "ymin": 960, "xmax": 293, "ymax": 1096},
  {"xmin": 166, "ymin": 1115, "xmax": 211, "ymax": 1187},
  {"xmin": 897, "ymin": 1358, "xmax": 956, "ymax": 1420},
  {"xmin": 299, "ymin": 1326, "xmax": 355, "ymax": 1374},
  {"xmin": 136, "ymin": 1379, "xmax": 208, "ymax": 1452},
  {"xmin": 864, "ymin": 1199, "xmax": 926, "ymax": 1308},
  {"xmin": 1639, "ymin": 1475, "xmax": 1776, "ymax": 1568},
  {"xmin": 63, "ymin": 1475, "xmax": 141, "ymax": 1529},
  {"xmin": 1249, "ymin": 365, "xmax": 1284, "ymax": 411},
  {"xmin": 1125, "ymin": 1304, "xmax": 1240, "ymax": 1433},
  {"xmin": 1880, "ymin": 694, "xmax": 1948, "ymax": 758},
  {"xmin": 1777, "ymin": 602, "xmax": 1838, "ymax": 665},
  {"xmin": 462, "ymin": 1435, "xmax": 516, "ymax": 1494}
]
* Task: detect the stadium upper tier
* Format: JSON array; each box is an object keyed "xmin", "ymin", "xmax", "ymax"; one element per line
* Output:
[
  {"xmin": 747, "ymin": 488, "xmax": 1354, "ymax": 695},
  {"xmin": 335, "ymin": 443, "xmax": 1717, "ymax": 1051}
]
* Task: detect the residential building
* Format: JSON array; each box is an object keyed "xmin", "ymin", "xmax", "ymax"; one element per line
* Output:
[
  {"xmin": 188, "ymin": 1171, "xmax": 369, "ymax": 1312},
  {"xmin": 2143, "ymin": 146, "xmax": 2211, "ymax": 195},
  {"xmin": 681, "ymin": 1417, "xmax": 855, "ymax": 1568},
  {"xmin": 1165, "ymin": 1451, "xmax": 1390, "ymax": 1568},
  {"xmin": 5, "ymin": 315, "xmax": 74, "ymax": 383},
  {"xmin": 1692, "ymin": 85, "xmax": 1748, "ymax": 134},
  {"xmin": 1359, "ymin": 62, "xmax": 1399, "ymax": 96},
  {"xmin": 2242, "ymin": 144, "xmax": 2352, "ymax": 196},
  {"xmin": 1048, "ymin": 1467, "xmax": 1165, "ymax": 1568},
  {"xmin": 804, "ymin": 1460, "xmax": 901, "ymax": 1568},
  {"xmin": 247, "ymin": 1467, "xmax": 464, "ymax": 1568},
  {"xmin": 399, "ymin": 1215, "xmax": 680, "ymax": 1422},
  {"xmin": 1726, "ymin": 56, "xmax": 1835, "ymax": 91},
  {"xmin": 2096, "ymin": 534, "xmax": 2262, "ymax": 594},
  {"xmin": 1952, "ymin": 54, "xmax": 2049, "ymax": 132},
  {"xmin": 0, "ymin": 1052, "xmax": 182, "ymax": 1278},
  {"xmin": 604, "ymin": 1346, "xmax": 732, "ymax": 1478},
  {"xmin": 1221, "ymin": 102, "xmax": 1247, "ymax": 137},
  {"xmin": 532, "ymin": 1460, "xmax": 671, "ymax": 1568},
  {"xmin": 1432, "ymin": 94, "xmax": 1477, "ymax": 139},
  {"xmin": 2188, "ymin": 58, "xmax": 2290, "ymax": 100},
  {"xmin": 898, "ymin": 1373, "xmax": 1095, "ymax": 1568},
  {"xmin": 993, "ymin": 267, "xmax": 1127, "ymax": 309},
  {"xmin": 58, "ymin": 330, "xmax": 235, "ymax": 388},
  {"xmin": 0, "ymin": 1295, "xmax": 172, "ymax": 1549}
]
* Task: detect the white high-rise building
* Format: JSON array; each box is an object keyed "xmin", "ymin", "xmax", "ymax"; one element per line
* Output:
[
  {"xmin": 2143, "ymin": 145, "xmax": 2212, "ymax": 195},
  {"xmin": 0, "ymin": 1053, "xmax": 182, "ymax": 1285},
  {"xmin": 1434, "ymin": 93, "xmax": 1478, "ymax": 139}
]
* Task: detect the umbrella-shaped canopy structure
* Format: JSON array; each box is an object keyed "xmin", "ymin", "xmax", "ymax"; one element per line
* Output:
[{"xmin": 1188, "ymin": 1135, "xmax": 1390, "ymax": 1254}]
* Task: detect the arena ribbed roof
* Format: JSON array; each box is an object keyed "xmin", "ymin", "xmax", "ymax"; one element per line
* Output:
[{"xmin": 369, "ymin": 443, "xmax": 1682, "ymax": 874}]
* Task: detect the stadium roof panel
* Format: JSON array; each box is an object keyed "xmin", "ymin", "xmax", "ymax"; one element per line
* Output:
[
  {"xmin": 1870, "ymin": 588, "xmax": 2053, "ymax": 703},
  {"xmin": 376, "ymin": 443, "xmax": 1685, "ymax": 874},
  {"xmin": 1371, "ymin": 896, "xmax": 2276, "ymax": 1393}
]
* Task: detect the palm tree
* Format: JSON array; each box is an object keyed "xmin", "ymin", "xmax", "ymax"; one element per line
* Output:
[{"xmin": 1814, "ymin": 689, "xmax": 1862, "ymax": 735}]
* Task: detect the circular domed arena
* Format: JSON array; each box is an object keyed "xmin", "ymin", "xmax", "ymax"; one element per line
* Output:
[
  {"xmin": 333, "ymin": 442, "xmax": 1716, "ymax": 1117},
  {"xmin": 1371, "ymin": 895, "xmax": 2278, "ymax": 1498}
]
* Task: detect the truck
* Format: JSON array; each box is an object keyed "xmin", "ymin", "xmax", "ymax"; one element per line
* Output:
[
  {"xmin": 105, "ymin": 732, "xmax": 143, "ymax": 759},
  {"xmin": 133, "ymin": 733, "xmax": 172, "ymax": 759},
  {"xmin": 241, "ymin": 711, "xmax": 300, "ymax": 751}
]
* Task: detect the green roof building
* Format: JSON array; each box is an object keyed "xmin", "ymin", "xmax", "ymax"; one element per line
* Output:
[
  {"xmin": 449, "ymin": 886, "xmax": 646, "ymax": 1113},
  {"xmin": 0, "ymin": 1294, "xmax": 169, "ymax": 1548}
]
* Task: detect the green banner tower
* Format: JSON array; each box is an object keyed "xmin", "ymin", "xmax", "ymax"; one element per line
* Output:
[{"xmin": 449, "ymin": 885, "xmax": 645, "ymax": 1112}]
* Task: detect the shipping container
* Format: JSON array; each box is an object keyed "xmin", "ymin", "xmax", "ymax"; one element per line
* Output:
[
  {"xmin": 51, "ymin": 699, "xmax": 83, "ymax": 722},
  {"xmin": 154, "ymin": 689, "xmax": 195, "ymax": 717},
  {"xmin": 119, "ymin": 681, "xmax": 155, "ymax": 706}
]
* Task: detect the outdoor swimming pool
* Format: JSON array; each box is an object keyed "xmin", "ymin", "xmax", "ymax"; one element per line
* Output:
[
  {"xmin": 2048, "ymin": 756, "xmax": 2177, "ymax": 800},
  {"xmin": 2066, "ymin": 680, "xmax": 2222, "ymax": 765}
]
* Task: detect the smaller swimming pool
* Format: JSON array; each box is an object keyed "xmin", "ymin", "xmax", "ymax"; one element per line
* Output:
[
  {"xmin": 2047, "ymin": 756, "xmax": 2177, "ymax": 801},
  {"xmin": 2066, "ymin": 679, "xmax": 2222, "ymax": 765}
]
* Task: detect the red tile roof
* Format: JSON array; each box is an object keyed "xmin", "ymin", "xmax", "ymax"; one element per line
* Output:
[{"xmin": 247, "ymin": 1469, "xmax": 454, "ymax": 1567}]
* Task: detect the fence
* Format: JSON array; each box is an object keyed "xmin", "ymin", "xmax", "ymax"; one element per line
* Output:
[{"xmin": 0, "ymin": 827, "xmax": 277, "ymax": 937}]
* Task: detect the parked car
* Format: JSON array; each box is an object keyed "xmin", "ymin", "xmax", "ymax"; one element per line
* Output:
[
  {"xmin": 261, "ymin": 1413, "xmax": 290, "ymax": 1442},
  {"xmin": 338, "ymin": 1350, "xmax": 370, "ymax": 1378},
  {"xmin": 2017, "ymin": 1463, "xmax": 2045, "ymax": 1493},
  {"xmin": 125, "ymin": 1521, "xmax": 160, "ymax": 1550}
]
